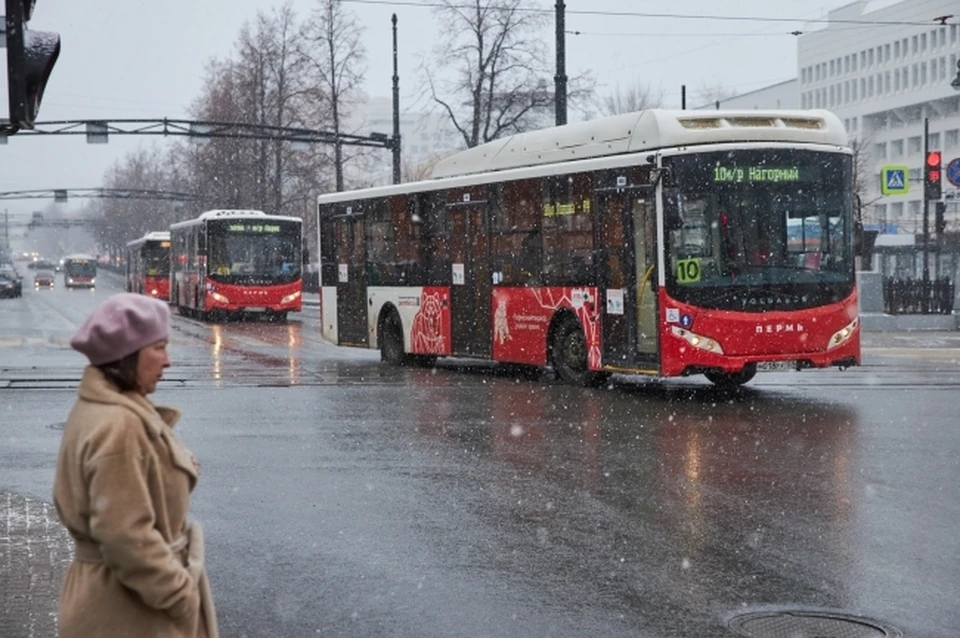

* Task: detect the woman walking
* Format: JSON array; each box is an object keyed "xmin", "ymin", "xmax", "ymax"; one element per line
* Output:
[{"xmin": 53, "ymin": 293, "xmax": 217, "ymax": 637}]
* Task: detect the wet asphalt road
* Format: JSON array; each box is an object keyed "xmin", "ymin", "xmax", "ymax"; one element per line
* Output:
[{"xmin": 1, "ymin": 268, "xmax": 959, "ymax": 637}]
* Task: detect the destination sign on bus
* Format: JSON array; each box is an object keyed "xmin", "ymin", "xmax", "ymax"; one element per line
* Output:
[
  {"xmin": 227, "ymin": 223, "xmax": 283, "ymax": 233},
  {"xmin": 713, "ymin": 166, "xmax": 814, "ymax": 183}
]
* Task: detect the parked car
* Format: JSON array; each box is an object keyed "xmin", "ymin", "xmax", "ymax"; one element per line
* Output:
[
  {"xmin": 0, "ymin": 265, "xmax": 22, "ymax": 296},
  {"xmin": 33, "ymin": 269, "xmax": 55, "ymax": 288},
  {"xmin": 0, "ymin": 274, "xmax": 21, "ymax": 298}
]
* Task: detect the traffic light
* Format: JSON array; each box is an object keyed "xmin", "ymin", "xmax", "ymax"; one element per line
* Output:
[
  {"xmin": 935, "ymin": 201, "xmax": 947, "ymax": 235},
  {"xmin": 5, "ymin": 0, "xmax": 60, "ymax": 130},
  {"xmin": 924, "ymin": 150, "xmax": 942, "ymax": 201}
]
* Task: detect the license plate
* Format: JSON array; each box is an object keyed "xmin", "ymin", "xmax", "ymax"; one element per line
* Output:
[
  {"xmin": 758, "ymin": 360, "xmax": 798, "ymax": 372},
  {"xmin": 245, "ymin": 307, "xmax": 266, "ymax": 313}
]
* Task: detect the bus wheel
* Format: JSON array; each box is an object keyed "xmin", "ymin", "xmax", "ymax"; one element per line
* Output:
[
  {"xmin": 380, "ymin": 313, "xmax": 408, "ymax": 365},
  {"xmin": 552, "ymin": 317, "xmax": 609, "ymax": 387},
  {"xmin": 704, "ymin": 365, "xmax": 757, "ymax": 387}
]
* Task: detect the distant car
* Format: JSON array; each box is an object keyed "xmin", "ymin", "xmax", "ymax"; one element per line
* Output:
[
  {"xmin": 27, "ymin": 259, "xmax": 56, "ymax": 271},
  {"xmin": 0, "ymin": 274, "xmax": 21, "ymax": 298},
  {"xmin": 33, "ymin": 269, "xmax": 55, "ymax": 288}
]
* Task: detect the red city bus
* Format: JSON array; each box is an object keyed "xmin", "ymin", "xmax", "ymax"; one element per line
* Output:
[
  {"xmin": 125, "ymin": 231, "xmax": 171, "ymax": 300},
  {"xmin": 169, "ymin": 209, "xmax": 303, "ymax": 321},
  {"xmin": 317, "ymin": 109, "xmax": 860, "ymax": 387}
]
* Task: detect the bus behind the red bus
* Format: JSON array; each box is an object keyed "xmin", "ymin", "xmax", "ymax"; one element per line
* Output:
[
  {"xmin": 62, "ymin": 254, "xmax": 97, "ymax": 289},
  {"xmin": 170, "ymin": 210, "xmax": 303, "ymax": 321},
  {"xmin": 126, "ymin": 231, "xmax": 171, "ymax": 300},
  {"xmin": 317, "ymin": 109, "xmax": 859, "ymax": 387}
]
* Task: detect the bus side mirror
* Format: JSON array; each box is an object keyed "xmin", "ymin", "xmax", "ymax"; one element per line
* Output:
[{"xmin": 302, "ymin": 246, "xmax": 310, "ymax": 265}]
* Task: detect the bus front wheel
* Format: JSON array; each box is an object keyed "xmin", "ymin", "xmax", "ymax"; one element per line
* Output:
[
  {"xmin": 551, "ymin": 317, "xmax": 609, "ymax": 387},
  {"xmin": 704, "ymin": 365, "xmax": 757, "ymax": 387}
]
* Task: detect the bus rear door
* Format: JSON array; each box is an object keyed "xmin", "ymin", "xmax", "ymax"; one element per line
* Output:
[
  {"xmin": 334, "ymin": 211, "xmax": 368, "ymax": 347},
  {"xmin": 447, "ymin": 189, "xmax": 491, "ymax": 357}
]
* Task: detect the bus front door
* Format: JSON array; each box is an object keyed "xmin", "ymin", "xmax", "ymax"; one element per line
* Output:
[
  {"xmin": 597, "ymin": 190, "xmax": 658, "ymax": 372},
  {"xmin": 448, "ymin": 204, "xmax": 491, "ymax": 357},
  {"xmin": 334, "ymin": 216, "xmax": 368, "ymax": 346}
]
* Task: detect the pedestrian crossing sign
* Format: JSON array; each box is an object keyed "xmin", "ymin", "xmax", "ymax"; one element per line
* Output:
[{"xmin": 881, "ymin": 165, "xmax": 909, "ymax": 195}]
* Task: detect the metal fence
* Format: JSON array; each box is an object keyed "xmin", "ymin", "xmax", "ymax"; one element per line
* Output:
[{"xmin": 883, "ymin": 277, "xmax": 955, "ymax": 314}]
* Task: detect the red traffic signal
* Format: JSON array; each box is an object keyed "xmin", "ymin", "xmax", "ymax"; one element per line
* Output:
[{"xmin": 925, "ymin": 150, "xmax": 942, "ymax": 200}]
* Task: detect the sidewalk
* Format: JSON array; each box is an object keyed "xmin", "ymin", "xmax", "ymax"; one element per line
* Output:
[{"xmin": 0, "ymin": 491, "xmax": 72, "ymax": 638}]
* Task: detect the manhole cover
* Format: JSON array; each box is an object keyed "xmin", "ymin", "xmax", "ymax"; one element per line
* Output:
[{"xmin": 728, "ymin": 607, "xmax": 902, "ymax": 638}]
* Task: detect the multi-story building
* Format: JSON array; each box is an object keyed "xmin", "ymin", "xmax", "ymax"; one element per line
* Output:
[
  {"xmin": 347, "ymin": 97, "xmax": 463, "ymax": 186},
  {"xmin": 798, "ymin": 0, "xmax": 960, "ymax": 232}
]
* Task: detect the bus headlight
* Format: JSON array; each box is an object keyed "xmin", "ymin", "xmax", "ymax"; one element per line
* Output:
[
  {"xmin": 671, "ymin": 326, "xmax": 724, "ymax": 354},
  {"xmin": 281, "ymin": 291, "xmax": 301, "ymax": 304},
  {"xmin": 211, "ymin": 291, "xmax": 230, "ymax": 303},
  {"xmin": 827, "ymin": 317, "xmax": 859, "ymax": 350}
]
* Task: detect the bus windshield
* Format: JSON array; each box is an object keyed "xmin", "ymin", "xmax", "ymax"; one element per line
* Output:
[
  {"xmin": 142, "ymin": 243, "xmax": 170, "ymax": 276},
  {"xmin": 207, "ymin": 219, "xmax": 301, "ymax": 285},
  {"xmin": 662, "ymin": 149, "xmax": 854, "ymax": 311},
  {"xmin": 64, "ymin": 260, "xmax": 97, "ymax": 277}
]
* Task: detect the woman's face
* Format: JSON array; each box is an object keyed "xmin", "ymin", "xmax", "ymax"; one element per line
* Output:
[{"xmin": 136, "ymin": 340, "xmax": 171, "ymax": 395}]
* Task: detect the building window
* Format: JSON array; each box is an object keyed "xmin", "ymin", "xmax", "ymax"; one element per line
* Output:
[
  {"xmin": 868, "ymin": 49, "xmax": 874, "ymax": 66},
  {"xmin": 921, "ymin": 63, "xmax": 927, "ymax": 85},
  {"xmin": 952, "ymin": 24, "xmax": 958, "ymax": 43},
  {"xmin": 844, "ymin": 55, "xmax": 850, "ymax": 73},
  {"xmin": 909, "ymin": 168, "xmax": 920, "ymax": 182},
  {"xmin": 908, "ymin": 136, "xmax": 922, "ymax": 154},
  {"xmin": 890, "ymin": 202, "xmax": 903, "ymax": 220},
  {"xmin": 830, "ymin": 59, "xmax": 835, "ymax": 76},
  {"xmin": 912, "ymin": 35, "xmax": 918, "ymax": 54},
  {"xmin": 894, "ymin": 70, "xmax": 900, "ymax": 91},
  {"xmin": 844, "ymin": 82, "xmax": 850, "ymax": 103},
  {"xmin": 873, "ymin": 142, "xmax": 887, "ymax": 159},
  {"xmin": 939, "ymin": 27, "xmax": 946, "ymax": 47},
  {"xmin": 928, "ymin": 132, "xmax": 940, "ymax": 149},
  {"xmin": 861, "ymin": 51, "xmax": 866, "ymax": 67},
  {"xmin": 940, "ymin": 57, "xmax": 946, "ymax": 81},
  {"xmin": 890, "ymin": 139, "xmax": 904, "ymax": 158},
  {"xmin": 884, "ymin": 44, "xmax": 891, "ymax": 62},
  {"xmin": 946, "ymin": 130, "xmax": 959, "ymax": 148},
  {"xmin": 921, "ymin": 33, "xmax": 927, "ymax": 51},
  {"xmin": 894, "ymin": 40, "xmax": 900, "ymax": 58},
  {"xmin": 909, "ymin": 200, "xmax": 921, "ymax": 217},
  {"xmin": 912, "ymin": 64, "xmax": 918, "ymax": 87}
]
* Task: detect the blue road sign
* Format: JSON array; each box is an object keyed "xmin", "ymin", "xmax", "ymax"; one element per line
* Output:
[
  {"xmin": 947, "ymin": 158, "xmax": 960, "ymax": 188},
  {"xmin": 881, "ymin": 165, "xmax": 909, "ymax": 195}
]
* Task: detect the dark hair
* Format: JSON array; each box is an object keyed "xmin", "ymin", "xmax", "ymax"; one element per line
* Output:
[{"xmin": 97, "ymin": 351, "xmax": 141, "ymax": 393}]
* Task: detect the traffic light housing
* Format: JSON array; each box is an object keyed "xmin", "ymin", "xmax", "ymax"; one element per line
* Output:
[
  {"xmin": 924, "ymin": 150, "xmax": 942, "ymax": 201},
  {"xmin": 5, "ymin": 0, "xmax": 60, "ymax": 130},
  {"xmin": 935, "ymin": 201, "xmax": 947, "ymax": 235}
]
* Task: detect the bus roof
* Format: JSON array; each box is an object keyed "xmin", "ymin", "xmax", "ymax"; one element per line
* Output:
[
  {"xmin": 170, "ymin": 209, "xmax": 302, "ymax": 230},
  {"xmin": 63, "ymin": 253, "xmax": 96, "ymax": 261},
  {"xmin": 126, "ymin": 231, "xmax": 170, "ymax": 247},
  {"xmin": 430, "ymin": 109, "xmax": 847, "ymax": 179},
  {"xmin": 317, "ymin": 109, "xmax": 847, "ymax": 206}
]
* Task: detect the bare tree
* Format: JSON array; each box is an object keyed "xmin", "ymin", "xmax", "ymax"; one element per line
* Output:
[
  {"xmin": 694, "ymin": 81, "xmax": 737, "ymax": 109},
  {"xmin": 599, "ymin": 80, "xmax": 664, "ymax": 115},
  {"xmin": 300, "ymin": 0, "xmax": 367, "ymax": 191},
  {"xmin": 420, "ymin": 0, "xmax": 592, "ymax": 148}
]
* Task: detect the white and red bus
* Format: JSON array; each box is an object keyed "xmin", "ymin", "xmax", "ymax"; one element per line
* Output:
[
  {"xmin": 125, "ymin": 231, "xmax": 171, "ymax": 300},
  {"xmin": 62, "ymin": 254, "xmax": 97, "ymax": 289},
  {"xmin": 169, "ymin": 210, "xmax": 303, "ymax": 321},
  {"xmin": 317, "ymin": 109, "xmax": 860, "ymax": 386}
]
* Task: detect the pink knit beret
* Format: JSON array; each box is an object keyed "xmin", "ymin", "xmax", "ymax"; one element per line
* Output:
[{"xmin": 71, "ymin": 293, "xmax": 170, "ymax": 365}]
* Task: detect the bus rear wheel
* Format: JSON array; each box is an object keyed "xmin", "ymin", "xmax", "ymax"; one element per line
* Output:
[
  {"xmin": 551, "ymin": 317, "xmax": 609, "ymax": 387},
  {"xmin": 380, "ymin": 313, "xmax": 408, "ymax": 366},
  {"xmin": 704, "ymin": 365, "xmax": 757, "ymax": 387}
]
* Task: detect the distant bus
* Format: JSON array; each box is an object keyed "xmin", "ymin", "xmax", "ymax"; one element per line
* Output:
[
  {"xmin": 316, "ymin": 108, "xmax": 860, "ymax": 387},
  {"xmin": 62, "ymin": 254, "xmax": 97, "ymax": 289},
  {"xmin": 169, "ymin": 209, "xmax": 303, "ymax": 321},
  {"xmin": 125, "ymin": 231, "xmax": 171, "ymax": 300}
]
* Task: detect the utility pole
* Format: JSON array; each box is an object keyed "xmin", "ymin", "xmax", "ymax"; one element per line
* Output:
[
  {"xmin": 554, "ymin": 0, "xmax": 567, "ymax": 126},
  {"xmin": 922, "ymin": 117, "xmax": 930, "ymax": 312},
  {"xmin": 392, "ymin": 14, "xmax": 402, "ymax": 185}
]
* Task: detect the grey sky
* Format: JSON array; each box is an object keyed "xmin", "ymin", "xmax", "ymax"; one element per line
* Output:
[{"xmin": 1, "ymin": 0, "xmax": 875, "ymax": 220}]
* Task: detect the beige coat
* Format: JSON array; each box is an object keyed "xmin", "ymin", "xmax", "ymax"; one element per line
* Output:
[{"xmin": 53, "ymin": 366, "xmax": 217, "ymax": 638}]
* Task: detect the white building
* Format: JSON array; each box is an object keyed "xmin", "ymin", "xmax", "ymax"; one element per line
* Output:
[
  {"xmin": 347, "ymin": 97, "xmax": 463, "ymax": 186},
  {"xmin": 700, "ymin": 79, "xmax": 799, "ymax": 111},
  {"xmin": 797, "ymin": 0, "xmax": 960, "ymax": 232}
]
